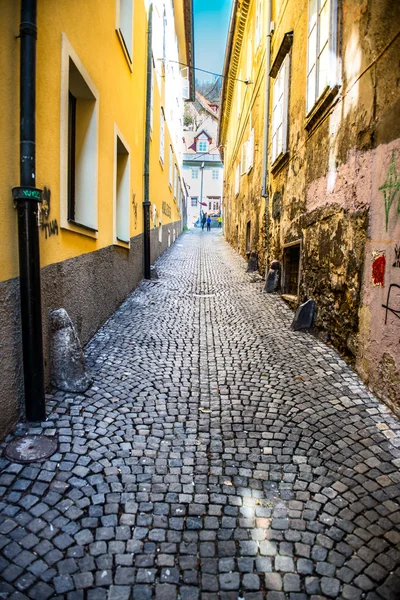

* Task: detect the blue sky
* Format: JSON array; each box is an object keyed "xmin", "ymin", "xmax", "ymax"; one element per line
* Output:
[{"xmin": 193, "ymin": 0, "xmax": 233, "ymax": 82}]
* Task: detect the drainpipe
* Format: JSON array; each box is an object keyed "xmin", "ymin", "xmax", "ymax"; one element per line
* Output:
[
  {"xmin": 143, "ymin": 3, "xmax": 153, "ymax": 279},
  {"xmin": 12, "ymin": 0, "xmax": 45, "ymax": 423},
  {"xmin": 261, "ymin": 0, "xmax": 273, "ymax": 269}
]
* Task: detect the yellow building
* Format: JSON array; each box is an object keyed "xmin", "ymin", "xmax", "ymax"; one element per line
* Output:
[
  {"xmin": 220, "ymin": 0, "xmax": 400, "ymax": 409},
  {"xmin": 0, "ymin": 0, "xmax": 194, "ymax": 439}
]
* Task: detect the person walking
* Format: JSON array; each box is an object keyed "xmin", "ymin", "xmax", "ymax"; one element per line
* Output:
[
  {"xmin": 217, "ymin": 216, "xmax": 222, "ymax": 228},
  {"xmin": 206, "ymin": 215, "xmax": 211, "ymax": 232},
  {"xmin": 201, "ymin": 213, "xmax": 207, "ymax": 231}
]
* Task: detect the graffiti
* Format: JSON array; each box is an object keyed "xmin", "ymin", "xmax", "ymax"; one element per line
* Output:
[
  {"xmin": 372, "ymin": 252, "xmax": 386, "ymax": 287},
  {"xmin": 162, "ymin": 201, "xmax": 171, "ymax": 217},
  {"xmin": 132, "ymin": 193, "xmax": 138, "ymax": 228},
  {"xmin": 382, "ymin": 284, "xmax": 400, "ymax": 323},
  {"xmin": 379, "ymin": 152, "xmax": 400, "ymax": 231},
  {"xmin": 393, "ymin": 244, "xmax": 400, "ymax": 268},
  {"xmin": 39, "ymin": 187, "xmax": 59, "ymax": 239}
]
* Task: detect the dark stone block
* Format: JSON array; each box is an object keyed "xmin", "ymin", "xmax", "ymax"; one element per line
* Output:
[
  {"xmin": 265, "ymin": 260, "xmax": 281, "ymax": 293},
  {"xmin": 291, "ymin": 299, "xmax": 316, "ymax": 331}
]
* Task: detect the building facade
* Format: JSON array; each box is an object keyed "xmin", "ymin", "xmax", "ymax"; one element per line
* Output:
[
  {"xmin": 0, "ymin": 0, "xmax": 194, "ymax": 440},
  {"xmin": 219, "ymin": 0, "xmax": 400, "ymax": 410},
  {"xmin": 183, "ymin": 93, "xmax": 224, "ymax": 227}
]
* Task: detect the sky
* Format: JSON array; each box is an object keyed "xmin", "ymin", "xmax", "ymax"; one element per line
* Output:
[{"xmin": 193, "ymin": 0, "xmax": 233, "ymax": 83}]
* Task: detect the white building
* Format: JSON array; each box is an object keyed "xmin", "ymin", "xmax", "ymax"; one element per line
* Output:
[{"xmin": 182, "ymin": 93, "xmax": 224, "ymax": 227}]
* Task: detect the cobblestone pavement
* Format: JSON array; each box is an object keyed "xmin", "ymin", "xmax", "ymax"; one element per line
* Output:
[{"xmin": 1, "ymin": 229, "xmax": 400, "ymax": 600}]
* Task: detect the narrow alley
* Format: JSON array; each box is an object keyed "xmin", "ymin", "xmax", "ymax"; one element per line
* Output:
[{"xmin": 0, "ymin": 229, "xmax": 399, "ymax": 600}]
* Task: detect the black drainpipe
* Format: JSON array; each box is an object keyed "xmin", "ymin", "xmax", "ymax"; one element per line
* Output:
[
  {"xmin": 12, "ymin": 0, "xmax": 46, "ymax": 422},
  {"xmin": 143, "ymin": 3, "xmax": 153, "ymax": 280}
]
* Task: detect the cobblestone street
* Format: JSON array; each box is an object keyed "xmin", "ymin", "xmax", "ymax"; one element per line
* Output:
[{"xmin": 1, "ymin": 229, "xmax": 400, "ymax": 600}]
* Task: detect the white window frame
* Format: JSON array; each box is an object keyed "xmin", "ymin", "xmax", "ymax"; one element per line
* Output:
[
  {"xmin": 307, "ymin": 0, "xmax": 338, "ymax": 114},
  {"xmin": 198, "ymin": 140, "xmax": 208, "ymax": 152},
  {"xmin": 212, "ymin": 169, "xmax": 219, "ymax": 180},
  {"xmin": 241, "ymin": 142, "xmax": 248, "ymax": 175},
  {"xmin": 169, "ymin": 145, "xmax": 173, "ymax": 188},
  {"xmin": 160, "ymin": 107, "xmax": 165, "ymax": 165},
  {"xmin": 113, "ymin": 124, "xmax": 130, "ymax": 245},
  {"xmin": 235, "ymin": 163, "xmax": 240, "ymax": 196},
  {"xmin": 272, "ymin": 54, "xmax": 290, "ymax": 164},
  {"xmin": 247, "ymin": 128, "xmax": 254, "ymax": 172},
  {"xmin": 192, "ymin": 168, "xmax": 199, "ymax": 179},
  {"xmin": 255, "ymin": 0, "xmax": 263, "ymax": 49},
  {"xmin": 191, "ymin": 196, "xmax": 198, "ymax": 207},
  {"xmin": 174, "ymin": 165, "xmax": 178, "ymax": 199},
  {"xmin": 116, "ymin": 0, "xmax": 133, "ymax": 68},
  {"xmin": 60, "ymin": 34, "xmax": 99, "ymax": 237}
]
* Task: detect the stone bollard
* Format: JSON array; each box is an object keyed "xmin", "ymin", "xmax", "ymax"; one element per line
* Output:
[
  {"xmin": 246, "ymin": 251, "xmax": 258, "ymax": 273},
  {"xmin": 49, "ymin": 308, "xmax": 92, "ymax": 392},
  {"xmin": 264, "ymin": 260, "xmax": 281, "ymax": 292},
  {"xmin": 291, "ymin": 299, "xmax": 316, "ymax": 331}
]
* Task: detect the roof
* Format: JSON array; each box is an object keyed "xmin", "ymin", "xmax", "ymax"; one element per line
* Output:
[
  {"xmin": 195, "ymin": 91, "xmax": 219, "ymax": 119},
  {"xmin": 183, "ymin": 0, "xmax": 195, "ymax": 101},
  {"xmin": 218, "ymin": 0, "xmax": 251, "ymax": 150}
]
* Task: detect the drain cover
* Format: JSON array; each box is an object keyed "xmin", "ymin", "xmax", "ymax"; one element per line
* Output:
[{"xmin": 5, "ymin": 436, "xmax": 58, "ymax": 464}]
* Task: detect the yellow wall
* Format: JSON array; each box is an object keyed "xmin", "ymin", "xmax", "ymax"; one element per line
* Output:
[{"xmin": 0, "ymin": 0, "xmax": 185, "ymax": 283}]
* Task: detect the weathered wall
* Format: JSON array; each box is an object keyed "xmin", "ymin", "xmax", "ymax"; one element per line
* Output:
[
  {"xmin": 221, "ymin": 0, "xmax": 400, "ymax": 408},
  {"xmin": 0, "ymin": 222, "xmax": 181, "ymax": 441}
]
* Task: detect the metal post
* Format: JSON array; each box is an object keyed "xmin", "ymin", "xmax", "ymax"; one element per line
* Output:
[
  {"xmin": 143, "ymin": 4, "xmax": 153, "ymax": 279},
  {"xmin": 12, "ymin": 0, "xmax": 46, "ymax": 422},
  {"xmin": 199, "ymin": 162, "xmax": 205, "ymax": 220}
]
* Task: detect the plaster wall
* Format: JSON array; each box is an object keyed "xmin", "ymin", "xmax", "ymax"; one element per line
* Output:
[{"xmin": 0, "ymin": 222, "xmax": 181, "ymax": 441}]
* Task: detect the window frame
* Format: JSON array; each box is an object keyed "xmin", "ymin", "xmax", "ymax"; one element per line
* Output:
[
  {"xmin": 113, "ymin": 124, "xmax": 131, "ymax": 246},
  {"xmin": 271, "ymin": 53, "xmax": 290, "ymax": 165},
  {"xmin": 60, "ymin": 34, "xmax": 99, "ymax": 238},
  {"xmin": 198, "ymin": 140, "xmax": 208, "ymax": 153},
  {"xmin": 159, "ymin": 107, "xmax": 165, "ymax": 166},
  {"xmin": 306, "ymin": 0, "xmax": 339, "ymax": 115},
  {"xmin": 116, "ymin": 0, "xmax": 134, "ymax": 69}
]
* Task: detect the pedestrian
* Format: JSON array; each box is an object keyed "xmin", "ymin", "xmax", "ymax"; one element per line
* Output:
[
  {"xmin": 201, "ymin": 214, "xmax": 207, "ymax": 231},
  {"xmin": 218, "ymin": 215, "xmax": 222, "ymax": 228},
  {"xmin": 206, "ymin": 215, "xmax": 211, "ymax": 231}
]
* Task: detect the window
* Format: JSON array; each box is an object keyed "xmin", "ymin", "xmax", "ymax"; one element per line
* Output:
[
  {"xmin": 115, "ymin": 131, "xmax": 130, "ymax": 244},
  {"xmin": 116, "ymin": 0, "xmax": 133, "ymax": 64},
  {"xmin": 247, "ymin": 128, "xmax": 254, "ymax": 172},
  {"xmin": 160, "ymin": 107, "xmax": 165, "ymax": 164},
  {"xmin": 192, "ymin": 169, "xmax": 199, "ymax": 179},
  {"xmin": 174, "ymin": 165, "xmax": 178, "ymax": 199},
  {"xmin": 272, "ymin": 54, "xmax": 290, "ymax": 164},
  {"xmin": 255, "ymin": 0, "xmax": 263, "ymax": 48},
  {"xmin": 209, "ymin": 201, "xmax": 212, "ymax": 210},
  {"xmin": 198, "ymin": 141, "xmax": 208, "ymax": 152},
  {"xmin": 241, "ymin": 143, "xmax": 248, "ymax": 175},
  {"xmin": 213, "ymin": 200, "xmax": 220, "ymax": 211},
  {"xmin": 65, "ymin": 54, "xmax": 98, "ymax": 231},
  {"xmin": 307, "ymin": 0, "xmax": 338, "ymax": 113},
  {"xmin": 169, "ymin": 146, "xmax": 173, "ymax": 187},
  {"xmin": 235, "ymin": 164, "xmax": 240, "ymax": 196},
  {"xmin": 212, "ymin": 170, "xmax": 219, "ymax": 180},
  {"xmin": 150, "ymin": 58, "xmax": 155, "ymax": 131},
  {"xmin": 246, "ymin": 221, "xmax": 251, "ymax": 252},
  {"xmin": 191, "ymin": 196, "xmax": 198, "ymax": 207}
]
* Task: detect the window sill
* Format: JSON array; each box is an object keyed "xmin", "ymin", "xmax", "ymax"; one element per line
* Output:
[
  {"xmin": 114, "ymin": 238, "xmax": 130, "ymax": 250},
  {"xmin": 305, "ymin": 85, "xmax": 340, "ymax": 132},
  {"xmin": 62, "ymin": 220, "xmax": 98, "ymax": 239},
  {"xmin": 116, "ymin": 29, "xmax": 133, "ymax": 72},
  {"xmin": 271, "ymin": 151, "xmax": 290, "ymax": 176}
]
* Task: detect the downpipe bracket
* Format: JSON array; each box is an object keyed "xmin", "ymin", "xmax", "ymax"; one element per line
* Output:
[{"xmin": 12, "ymin": 186, "xmax": 43, "ymax": 204}]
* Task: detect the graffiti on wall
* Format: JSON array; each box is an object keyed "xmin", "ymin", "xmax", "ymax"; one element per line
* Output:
[
  {"xmin": 372, "ymin": 251, "xmax": 386, "ymax": 287},
  {"xmin": 379, "ymin": 152, "xmax": 400, "ymax": 231},
  {"xmin": 132, "ymin": 193, "xmax": 138, "ymax": 228},
  {"xmin": 393, "ymin": 244, "xmax": 400, "ymax": 268},
  {"xmin": 39, "ymin": 187, "xmax": 59, "ymax": 239},
  {"xmin": 382, "ymin": 283, "xmax": 400, "ymax": 324}
]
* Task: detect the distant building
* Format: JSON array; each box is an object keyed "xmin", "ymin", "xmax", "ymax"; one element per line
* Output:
[{"xmin": 183, "ymin": 92, "xmax": 224, "ymax": 227}]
